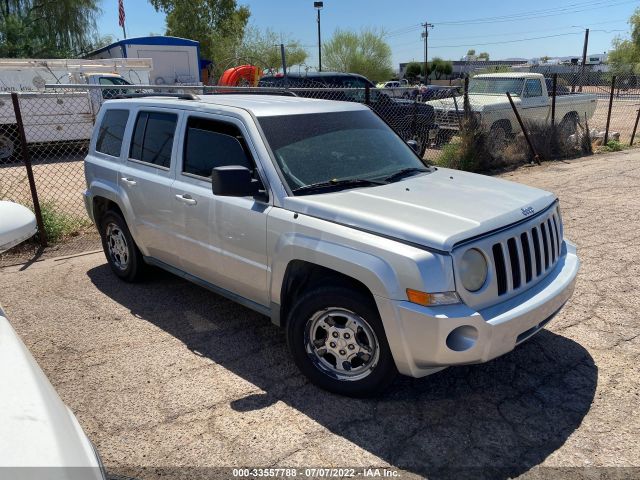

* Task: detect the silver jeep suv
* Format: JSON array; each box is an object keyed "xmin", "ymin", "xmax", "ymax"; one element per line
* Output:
[{"xmin": 84, "ymin": 93, "xmax": 579, "ymax": 396}]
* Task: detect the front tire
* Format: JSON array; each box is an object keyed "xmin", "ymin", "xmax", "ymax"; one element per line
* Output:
[
  {"xmin": 286, "ymin": 286, "xmax": 397, "ymax": 397},
  {"xmin": 99, "ymin": 210, "xmax": 146, "ymax": 282}
]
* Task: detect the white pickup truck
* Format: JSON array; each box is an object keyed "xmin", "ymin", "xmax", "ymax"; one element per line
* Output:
[{"xmin": 427, "ymin": 73, "xmax": 598, "ymax": 145}]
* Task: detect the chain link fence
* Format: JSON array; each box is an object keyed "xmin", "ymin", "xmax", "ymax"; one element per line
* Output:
[{"xmin": 1, "ymin": 68, "xmax": 639, "ymax": 264}]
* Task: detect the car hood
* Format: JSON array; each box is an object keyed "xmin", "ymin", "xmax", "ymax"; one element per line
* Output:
[
  {"xmin": 0, "ymin": 307, "xmax": 102, "ymax": 475},
  {"xmin": 426, "ymin": 94, "xmax": 516, "ymax": 111},
  {"xmin": 284, "ymin": 167, "xmax": 556, "ymax": 252}
]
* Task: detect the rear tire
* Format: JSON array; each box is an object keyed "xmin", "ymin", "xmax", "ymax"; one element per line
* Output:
[
  {"xmin": 286, "ymin": 286, "xmax": 397, "ymax": 397},
  {"xmin": 99, "ymin": 210, "xmax": 147, "ymax": 282}
]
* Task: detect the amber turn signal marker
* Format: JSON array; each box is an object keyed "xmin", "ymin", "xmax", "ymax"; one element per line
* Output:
[{"xmin": 406, "ymin": 289, "xmax": 431, "ymax": 306}]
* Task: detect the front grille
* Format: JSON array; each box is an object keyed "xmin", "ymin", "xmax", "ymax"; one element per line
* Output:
[
  {"xmin": 492, "ymin": 209, "xmax": 563, "ymax": 296},
  {"xmin": 434, "ymin": 109, "xmax": 461, "ymax": 128}
]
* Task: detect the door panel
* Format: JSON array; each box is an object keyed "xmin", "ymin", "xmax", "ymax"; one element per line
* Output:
[
  {"xmin": 119, "ymin": 161, "xmax": 177, "ymax": 265},
  {"xmin": 119, "ymin": 109, "xmax": 180, "ymax": 266},
  {"xmin": 171, "ymin": 114, "xmax": 270, "ymax": 306}
]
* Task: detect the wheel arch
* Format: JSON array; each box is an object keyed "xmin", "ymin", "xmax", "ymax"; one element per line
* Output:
[
  {"xmin": 269, "ymin": 237, "xmax": 401, "ymax": 328},
  {"xmin": 277, "ymin": 260, "xmax": 378, "ymax": 329}
]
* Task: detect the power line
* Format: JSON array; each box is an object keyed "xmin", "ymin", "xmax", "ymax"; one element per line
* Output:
[
  {"xmin": 433, "ymin": 0, "xmax": 637, "ymax": 25},
  {"xmin": 384, "ymin": 0, "xmax": 634, "ymax": 39},
  {"xmin": 388, "ymin": 19, "xmax": 628, "ymax": 49}
]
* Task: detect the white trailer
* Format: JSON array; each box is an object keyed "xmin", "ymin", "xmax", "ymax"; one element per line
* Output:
[
  {"xmin": 84, "ymin": 36, "xmax": 201, "ymax": 86},
  {"xmin": 0, "ymin": 58, "xmax": 153, "ymax": 161},
  {"xmin": 0, "ymin": 58, "xmax": 152, "ymax": 91}
]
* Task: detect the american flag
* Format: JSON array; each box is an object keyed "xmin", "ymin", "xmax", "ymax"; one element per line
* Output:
[{"xmin": 118, "ymin": 0, "xmax": 126, "ymax": 28}]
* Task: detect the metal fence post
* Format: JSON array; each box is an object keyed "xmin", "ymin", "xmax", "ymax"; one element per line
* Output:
[
  {"xmin": 463, "ymin": 75, "xmax": 470, "ymax": 117},
  {"xmin": 365, "ymin": 83, "xmax": 370, "ymax": 105},
  {"xmin": 604, "ymin": 75, "xmax": 616, "ymax": 145},
  {"xmin": 411, "ymin": 94, "xmax": 418, "ymax": 141},
  {"xmin": 10, "ymin": 92, "xmax": 47, "ymax": 247},
  {"xmin": 506, "ymin": 92, "xmax": 541, "ymax": 165},
  {"xmin": 631, "ymin": 108, "xmax": 640, "ymax": 147},
  {"xmin": 551, "ymin": 73, "xmax": 557, "ymax": 128}
]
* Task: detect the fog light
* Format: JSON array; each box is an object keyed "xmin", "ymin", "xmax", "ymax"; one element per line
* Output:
[{"xmin": 446, "ymin": 325, "xmax": 479, "ymax": 352}]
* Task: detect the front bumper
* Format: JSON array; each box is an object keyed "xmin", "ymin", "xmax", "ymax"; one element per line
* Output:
[{"xmin": 376, "ymin": 241, "xmax": 579, "ymax": 378}]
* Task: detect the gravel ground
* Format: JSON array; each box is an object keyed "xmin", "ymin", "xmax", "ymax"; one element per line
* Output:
[{"xmin": 1, "ymin": 151, "xmax": 639, "ymax": 479}]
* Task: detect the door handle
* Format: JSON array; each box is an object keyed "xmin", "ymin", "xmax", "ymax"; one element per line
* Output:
[
  {"xmin": 175, "ymin": 194, "xmax": 197, "ymax": 205},
  {"xmin": 121, "ymin": 177, "xmax": 137, "ymax": 186}
]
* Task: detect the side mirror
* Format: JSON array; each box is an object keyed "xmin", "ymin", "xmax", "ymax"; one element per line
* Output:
[
  {"xmin": 407, "ymin": 140, "xmax": 419, "ymax": 153},
  {"xmin": 0, "ymin": 201, "xmax": 37, "ymax": 253},
  {"xmin": 211, "ymin": 166, "xmax": 260, "ymax": 197}
]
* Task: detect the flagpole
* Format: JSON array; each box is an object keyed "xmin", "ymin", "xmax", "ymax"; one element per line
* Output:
[{"xmin": 119, "ymin": 0, "xmax": 127, "ymax": 39}]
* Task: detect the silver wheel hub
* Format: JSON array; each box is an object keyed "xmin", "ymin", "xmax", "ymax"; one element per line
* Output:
[
  {"xmin": 105, "ymin": 223, "xmax": 129, "ymax": 271},
  {"xmin": 305, "ymin": 308, "xmax": 380, "ymax": 381}
]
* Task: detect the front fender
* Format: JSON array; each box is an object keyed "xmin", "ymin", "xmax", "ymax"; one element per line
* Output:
[{"xmin": 269, "ymin": 232, "xmax": 402, "ymax": 306}]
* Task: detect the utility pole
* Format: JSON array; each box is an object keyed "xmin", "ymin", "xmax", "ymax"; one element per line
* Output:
[
  {"xmin": 314, "ymin": 2, "xmax": 324, "ymax": 72},
  {"xmin": 579, "ymin": 28, "xmax": 589, "ymax": 92},
  {"xmin": 280, "ymin": 43, "xmax": 287, "ymax": 77},
  {"xmin": 421, "ymin": 22, "xmax": 434, "ymax": 84}
]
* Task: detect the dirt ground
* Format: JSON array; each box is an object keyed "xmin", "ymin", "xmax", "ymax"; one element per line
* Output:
[{"xmin": 1, "ymin": 150, "xmax": 639, "ymax": 479}]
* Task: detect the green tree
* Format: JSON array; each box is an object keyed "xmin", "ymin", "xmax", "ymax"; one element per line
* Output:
[
  {"xmin": 404, "ymin": 62, "xmax": 422, "ymax": 82},
  {"xmin": 234, "ymin": 26, "xmax": 307, "ymax": 73},
  {"xmin": 466, "ymin": 49, "xmax": 476, "ymax": 56},
  {"xmin": 608, "ymin": 7, "xmax": 640, "ymax": 73},
  {"xmin": 0, "ymin": 0, "xmax": 100, "ymax": 57},
  {"xmin": 478, "ymin": 52, "xmax": 490, "ymax": 61},
  {"xmin": 149, "ymin": 0, "xmax": 251, "ymax": 77},
  {"xmin": 322, "ymin": 28, "xmax": 394, "ymax": 82},
  {"xmin": 429, "ymin": 57, "xmax": 453, "ymax": 80}
]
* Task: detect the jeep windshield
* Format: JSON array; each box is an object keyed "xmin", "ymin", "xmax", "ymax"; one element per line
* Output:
[
  {"xmin": 468, "ymin": 77, "xmax": 525, "ymax": 96},
  {"xmin": 258, "ymin": 110, "xmax": 430, "ymax": 195}
]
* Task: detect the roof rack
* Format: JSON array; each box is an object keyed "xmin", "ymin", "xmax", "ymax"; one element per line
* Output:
[
  {"xmin": 209, "ymin": 89, "xmax": 298, "ymax": 97},
  {"xmin": 113, "ymin": 92, "xmax": 199, "ymax": 100}
]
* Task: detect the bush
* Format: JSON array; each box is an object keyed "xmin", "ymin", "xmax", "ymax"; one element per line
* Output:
[
  {"xmin": 39, "ymin": 201, "xmax": 90, "ymax": 243},
  {"xmin": 435, "ymin": 116, "xmax": 592, "ymax": 172},
  {"xmin": 601, "ymin": 140, "xmax": 624, "ymax": 152}
]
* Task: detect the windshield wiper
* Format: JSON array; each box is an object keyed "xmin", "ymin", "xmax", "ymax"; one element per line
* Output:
[
  {"xmin": 292, "ymin": 178, "xmax": 386, "ymax": 195},
  {"xmin": 383, "ymin": 167, "xmax": 429, "ymax": 183}
]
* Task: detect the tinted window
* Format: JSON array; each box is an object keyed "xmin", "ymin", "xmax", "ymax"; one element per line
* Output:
[
  {"xmin": 183, "ymin": 117, "xmax": 251, "ymax": 177},
  {"xmin": 524, "ymin": 79, "xmax": 543, "ymax": 97},
  {"xmin": 129, "ymin": 111, "xmax": 177, "ymax": 168},
  {"xmin": 95, "ymin": 109, "xmax": 129, "ymax": 157},
  {"xmin": 258, "ymin": 111, "xmax": 428, "ymax": 193},
  {"xmin": 99, "ymin": 77, "xmax": 131, "ymax": 86}
]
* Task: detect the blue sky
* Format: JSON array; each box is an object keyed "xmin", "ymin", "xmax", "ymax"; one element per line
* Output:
[{"xmin": 98, "ymin": 0, "xmax": 638, "ymax": 69}]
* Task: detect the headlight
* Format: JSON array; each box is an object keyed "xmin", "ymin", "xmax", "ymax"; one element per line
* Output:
[{"xmin": 460, "ymin": 248, "xmax": 488, "ymax": 292}]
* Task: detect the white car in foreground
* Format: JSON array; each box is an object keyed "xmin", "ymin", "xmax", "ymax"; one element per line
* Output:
[{"xmin": 0, "ymin": 201, "xmax": 106, "ymax": 479}]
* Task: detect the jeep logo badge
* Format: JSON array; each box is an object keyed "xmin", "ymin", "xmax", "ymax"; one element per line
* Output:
[{"xmin": 521, "ymin": 206, "xmax": 535, "ymax": 217}]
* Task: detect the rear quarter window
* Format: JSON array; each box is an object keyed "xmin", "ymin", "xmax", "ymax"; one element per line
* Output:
[{"xmin": 95, "ymin": 109, "xmax": 129, "ymax": 157}]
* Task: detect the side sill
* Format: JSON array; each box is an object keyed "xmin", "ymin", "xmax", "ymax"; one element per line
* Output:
[{"xmin": 143, "ymin": 256, "xmax": 271, "ymax": 318}]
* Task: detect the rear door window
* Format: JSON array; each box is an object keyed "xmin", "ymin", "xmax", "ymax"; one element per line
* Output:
[
  {"xmin": 182, "ymin": 117, "xmax": 252, "ymax": 178},
  {"xmin": 129, "ymin": 111, "xmax": 178, "ymax": 168},
  {"xmin": 95, "ymin": 109, "xmax": 129, "ymax": 157}
]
